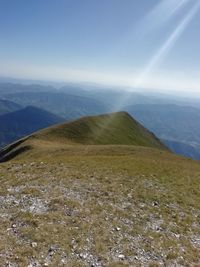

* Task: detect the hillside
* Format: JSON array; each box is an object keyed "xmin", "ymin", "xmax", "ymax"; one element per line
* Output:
[
  {"xmin": 0, "ymin": 112, "xmax": 200, "ymax": 266},
  {"xmin": 35, "ymin": 112, "xmax": 166, "ymax": 148},
  {"xmin": 0, "ymin": 112, "xmax": 166, "ymax": 163},
  {"xmin": 0, "ymin": 106, "xmax": 64, "ymax": 148},
  {"xmin": 0, "ymin": 98, "xmax": 21, "ymax": 115}
]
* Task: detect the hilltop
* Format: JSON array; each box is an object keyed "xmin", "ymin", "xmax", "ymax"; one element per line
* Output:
[
  {"xmin": 0, "ymin": 112, "xmax": 166, "ymax": 162},
  {"xmin": 34, "ymin": 111, "xmax": 165, "ymax": 147}
]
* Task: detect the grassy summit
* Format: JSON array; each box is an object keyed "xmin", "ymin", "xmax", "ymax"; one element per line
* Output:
[
  {"xmin": 35, "ymin": 111, "xmax": 165, "ymax": 148},
  {"xmin": 0, "ymin": 112, "xmax": 166, "ymax": 162}
]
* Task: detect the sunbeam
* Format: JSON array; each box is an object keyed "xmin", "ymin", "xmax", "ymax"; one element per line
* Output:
[
  {"xmin": 143, "ymin": 0, "xmax": 190, "ymax": 31},
  {"xmin": 112, "ymin": 0, "xmax": 200, "ymax": 112},
  {"xmin": 114, "ymin": 0, "xmax": 190, "ymax": 53}
]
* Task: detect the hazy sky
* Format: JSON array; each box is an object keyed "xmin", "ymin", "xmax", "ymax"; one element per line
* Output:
[{"xmin": 0, "ymin": 0, "xmax": 200, "ymax": 93}]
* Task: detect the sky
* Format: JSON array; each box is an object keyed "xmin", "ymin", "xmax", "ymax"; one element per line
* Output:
[{"xmin": 0, "ymin": 0, "xmax": 200, "ymax": 93}]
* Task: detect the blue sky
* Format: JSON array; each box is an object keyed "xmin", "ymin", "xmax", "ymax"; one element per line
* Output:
[{"xmin": 0, "ymin": 0, "xmax": 200, "ymax": 93}]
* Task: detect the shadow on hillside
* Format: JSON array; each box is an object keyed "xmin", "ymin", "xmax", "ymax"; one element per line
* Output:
[{"xmin": 0, "ymin": 138, "xmax": 31, "ymax": 162}]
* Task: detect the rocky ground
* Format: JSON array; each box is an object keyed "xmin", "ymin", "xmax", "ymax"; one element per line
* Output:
[{"xmin": 0, "ymin": 148, "xmax": 200, "ymax": 266}]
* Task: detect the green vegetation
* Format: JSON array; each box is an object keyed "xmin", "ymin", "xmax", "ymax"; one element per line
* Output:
[
  {"xmin": 35, "ymin": 111, "xmax": 166, "ymax": 148},
  {"xmin": 0, "ymin": 112, "xmax": 199, "ymax": 266}
]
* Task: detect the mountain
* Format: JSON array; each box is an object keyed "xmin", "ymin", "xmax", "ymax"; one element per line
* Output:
[
  {"xmin": 124, "ymin": 104, "xmax": 200, "ymax": 143},
  {"xmin": 35, "ymin": 111, "xmax": 166, "ymax": 148},
  {"xmin": 60, "ymin": 85, "xmax": 163, "ymax": 107},
  {"xmin": 0, "ymin": 112, "xmax": 199, "ymax": 266},
  {"xmin": 124, "ymin": 104, "xmax": 200, "ymax": 159},
  {"xmin": 0, "ymin": 111, "xmax": 166, "ymax": 162},
  {"xmin": 0, "ymin": 98, "xmax": 22, "ymax": 115},
  {"xmin": 0, "ymin": 106, "xmax": 64, "ymax": 148},
  {"xmin": 3, "ymin": 91, "xmax": 108, "ymax": 119},
  {"xmin": 0, "ymin": 82, "xmax": 55, "ymax": 96},
  {"xmin": 163, "ymin": 139, "xmax": 200, "ymax": 160}
]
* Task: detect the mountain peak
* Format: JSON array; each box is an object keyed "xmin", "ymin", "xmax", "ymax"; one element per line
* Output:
[{"xmin": 0, "ymin": 112, "xmax": 166, "ymax": 162}]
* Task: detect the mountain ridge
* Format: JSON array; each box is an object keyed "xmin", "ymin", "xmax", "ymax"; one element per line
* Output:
[{"xmin": 0, "ymin": 111, "xmax": 167, "ymax": 162}]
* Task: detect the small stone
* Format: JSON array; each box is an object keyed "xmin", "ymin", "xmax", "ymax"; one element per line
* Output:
[
  {"xmin": 116, "ymin": 227, "xmax": 121, "ymax": 231},
  {"xmin": 153, "ymin": 201, "xmax": 159, "ymax": 206},
  {"xmin": 118, "ymin": 254, "xmax": 125, "ymax": 260},
  {"xmin": 80, "ymin": 253, "xmax": 87, "ymax": 259},
  {"xmin": 31, "ymin": 242, "xmax": 37, "ymax": 248}
]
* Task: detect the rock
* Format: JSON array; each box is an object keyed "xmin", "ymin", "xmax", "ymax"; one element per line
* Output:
[
  {"xmin": 48, "ymin": 246, "xmax": 56, "ymax": 257},
  {"xmin": 80, "ymin": 252, "xmax": 88, "ymax": 259},
  {"xmin": 31, "ymin": 242, "xmax": 37, "ymax": 248},
  {"xmin": 152, "ymin": 201, "xmax": 159, "ymax": 207},
  {"xmin": 118, "ymin": 254, "xmax": 125, "ymax": 260}
]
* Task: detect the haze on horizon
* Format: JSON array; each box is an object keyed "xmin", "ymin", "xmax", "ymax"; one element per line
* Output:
[{"xmin": 0, "ymin": 0, "xmax": 200, "ymax": 94}]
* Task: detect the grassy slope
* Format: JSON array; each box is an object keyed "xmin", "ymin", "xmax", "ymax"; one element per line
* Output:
[
  {"xmin": 0, "ymin": 112, "xmax": 199, "ymax": 266},
  {"xmin": 0, "ymin": 146, "xmax": 200, "ymax": 266},
  {"xmin": 0, "ymin": 112, "xmax": 166, "ymax": 162},
  {"xmin": 34, "ymin": 112, "xmax": 166, "ymax": 149}
]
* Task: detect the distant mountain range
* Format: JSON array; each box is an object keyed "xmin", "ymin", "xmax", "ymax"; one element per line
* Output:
[
  {"xmin": 124, "ymin": 104, "xmax": 200, "ymax": 159},
  {"xmin": 0, "ymin": 106, "xmax": 64, "ymax": 147},
  {"xmin": 0, "ymin": 83, "xmax": 55, "ymax": 95},
  {"xmin": 163, "ymin": 139, "xmax": 200, "ymax": 160},
  {"xmin": 0, "ymin": 99, "xmax": 22, "ymax": 115},
  {"xmin": 1, "ymin": 84, "xmax": 199, "ymax": 266},
  {"xmin": 1, "ymin": 81, "xmax": 200, "ymax": 160},
  {"xmin": 2, "ymin": 91, "xmax": 108, "ymax": 119}
]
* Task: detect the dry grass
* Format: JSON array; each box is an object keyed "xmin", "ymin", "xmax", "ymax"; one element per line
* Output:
[{"xmin": 0, "ymin": 141, "xmax": 200, "ymax": 266}]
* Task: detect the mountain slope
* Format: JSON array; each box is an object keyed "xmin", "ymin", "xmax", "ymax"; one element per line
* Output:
[
  {"xmin": 0, "ymin": 99, "xmax": 22, "ymax": 115},
  {"xmin": 35, "ymin": 111, "xmax": 166, "ymax": 148},
  {"xmin": 0, "ymin": 106, "xmax": 64, "ymax": 148},
  {"xmin": 0, "ymin": 113, "xmax": 200, "ymax": 265},
  {"xmin": 0, "ymin": 111, "xmax": 166, "ymax": 162}
]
